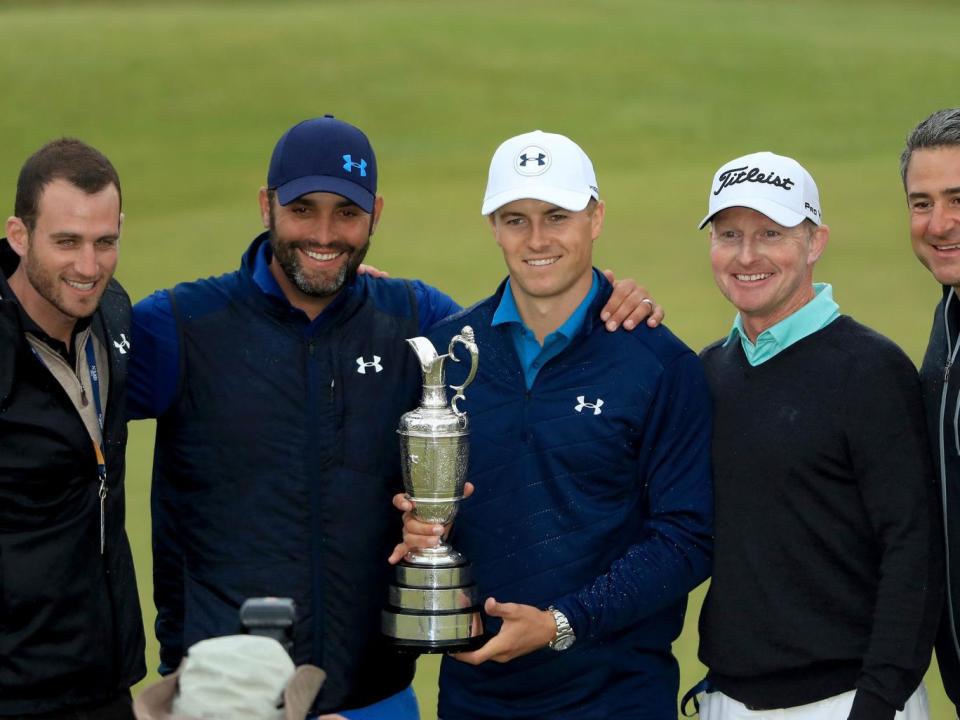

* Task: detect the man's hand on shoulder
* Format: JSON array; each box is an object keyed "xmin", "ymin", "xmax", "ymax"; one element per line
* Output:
[
  {"xmin": 601, "ymin": 269, "xmax": 664, "ymax": 331},
  {"xmin": 357, "ymin": 263, "xmax": 390, "ymax": 278},
  {"xmin": 450, "ymin": 597, "xmax": 557, "ymax": 665}
]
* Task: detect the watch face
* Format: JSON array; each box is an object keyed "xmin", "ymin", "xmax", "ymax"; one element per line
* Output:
[{"xmin": 551, "ymin": 634, "xmax": 575, "ymax": 651}]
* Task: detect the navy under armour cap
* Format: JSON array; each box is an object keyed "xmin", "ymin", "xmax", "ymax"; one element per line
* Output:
[{"xmin": 267, "ymin": 115, "xmax": 377, "ymax": 212}]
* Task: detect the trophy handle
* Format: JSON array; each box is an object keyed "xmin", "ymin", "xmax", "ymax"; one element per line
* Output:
[{"xmin": 448, "ymin": 326, "xmax": 478, "ymax": 417}]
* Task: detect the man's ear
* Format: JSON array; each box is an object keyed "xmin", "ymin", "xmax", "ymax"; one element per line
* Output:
[
  {"xmin": 487, "ymin": 213, "xmax": 504, "ymax": 249},
  {"xmin": 807, "ymin": 224, "xmax": 829, "ymax": 266},
  {"xmin": 257, "ymin": 188, "xmax": 271, "ymax": 229},
  {"xmin": 5, "ymin": 217, "xmax": 28, "ymax": 258},
  {"xmin": 590, "ymin": 201, "xmax": 606, "ymax": 241},
  {"xmin": 369, "ymin": 195, "xmax": 385, "ymax": 236}
]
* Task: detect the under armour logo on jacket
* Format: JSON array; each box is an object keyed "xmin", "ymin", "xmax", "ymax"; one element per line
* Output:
[
  {"xmin": 113, "ymin": 333, "xmax": 131, "ymax": 355},
  {"xmin": 574, "ymin": 396, "xmax": 604, "ymax": 415},
  {"xmin": 356, "ymin": 355, "xmax": 383, "ymax": 374}
]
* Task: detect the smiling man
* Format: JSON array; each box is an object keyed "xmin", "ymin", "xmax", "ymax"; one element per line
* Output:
[
  {"xmin": 128, "ymin": 117, "xmax": 660, "ymax": 720},
  {"xmin": 901, "ymin": 108, "xmax": 960, "ymax": 715},
  {"xmin": 393, "ymin": 130, "xmax": 714, "ymax": 719},
  {"xmin": 0, "ymin": 139, "xmax": 144, "ymax": 718},
  {"xmin": 691, "ymin": 152, "xmax": 940, "ymax": 720}
]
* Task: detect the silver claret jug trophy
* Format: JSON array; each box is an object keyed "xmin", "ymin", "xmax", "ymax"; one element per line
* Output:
[{"xmin": 382, "ymin": 326, "xmax": 485, "ymax": 652}]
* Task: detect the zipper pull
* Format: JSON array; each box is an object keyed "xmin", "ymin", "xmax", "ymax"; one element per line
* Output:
[
  {"xmin": 99, "ymin": 472, "xmax": 107, "ymax": 555},
  {"xmin": 93, "ymin": 442, "xmax": 107, "ymax": 555},
  {"xmin": 947, "ymin": 359, "xmax": 953, "ymax": 384}
]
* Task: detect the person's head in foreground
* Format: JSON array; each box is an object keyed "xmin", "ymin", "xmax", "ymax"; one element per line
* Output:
[{"xmin": 133, "ymin": 635, "xmax": 325, "ymax": 720}]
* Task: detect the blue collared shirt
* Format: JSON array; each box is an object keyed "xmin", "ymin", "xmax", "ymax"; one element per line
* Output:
[
  {"xmin": 492, "ymin": 270, "xmax": 599, "ymax": 389},
  {"xmin": 724, "ymin": 282, "xmax": 840, "ymax": 366}
]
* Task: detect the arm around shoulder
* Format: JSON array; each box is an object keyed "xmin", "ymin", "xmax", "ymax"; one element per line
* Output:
[{"xmin": 128, "ymin": 289, "xmax": 181, "ymax": 420}]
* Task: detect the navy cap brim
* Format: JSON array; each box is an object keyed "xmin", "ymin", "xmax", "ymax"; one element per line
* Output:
[{"xmin": 275, "ymin": 175, "xmax": 375, "ymax": 213}]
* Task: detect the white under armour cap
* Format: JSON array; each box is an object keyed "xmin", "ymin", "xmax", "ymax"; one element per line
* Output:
[
  {"xmin": 699, "ymin": 151, "xmax": 823, "ymax": 229},
  {"xmin": 481, "ymin": 130, "xmax": 600, "ymax": 215}
]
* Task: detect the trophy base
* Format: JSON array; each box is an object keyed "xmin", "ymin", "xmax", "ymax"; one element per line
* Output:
[
  {"xmin": 388, "ymin": 631, "xmax": 487, "ymax": 654},
  {"xmin": 382, "ymin": 558, "xmax": 484, "ymax": 653}
]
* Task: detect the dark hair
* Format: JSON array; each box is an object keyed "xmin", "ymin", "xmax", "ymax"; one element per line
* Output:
[
  {"xmin": 900, "ymin": 108, "xmax": 960, "ymax": 187},
  {"xmin": 14, "ymin": 138, "xmax": 121, "ymax": 232}
]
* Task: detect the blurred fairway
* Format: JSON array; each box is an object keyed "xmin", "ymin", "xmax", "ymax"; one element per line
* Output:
[{"xmin": 1, "ymin": 0, "xmax": 958, "ymax": 716}]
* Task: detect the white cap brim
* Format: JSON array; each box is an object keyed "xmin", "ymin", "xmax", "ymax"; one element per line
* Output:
[
  {"xmin": 698, "ymin": 197, "xmax": 807, "ymax": 230},
  {"xmin": 481, "ymin": 186, "xmax": 594, "ymax": 216}
]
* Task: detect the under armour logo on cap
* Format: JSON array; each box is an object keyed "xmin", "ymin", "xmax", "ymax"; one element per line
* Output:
[
  {"xmin": 343, "ymin": 154, "xmax": 367, "ymax": 177},
  {"xmin": 514, "ymin": 146, "xmax": 551, "ymax": 176}
]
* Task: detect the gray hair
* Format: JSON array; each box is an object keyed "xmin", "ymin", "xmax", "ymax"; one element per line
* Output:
[{"xmin": 900, "ymin": 108, "xmax": 960, "ymax": 186}]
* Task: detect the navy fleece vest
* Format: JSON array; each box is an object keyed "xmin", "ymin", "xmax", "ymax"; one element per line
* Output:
[{"xmin": 151, "ymin": 263, "xmax": 421, "ymax": 713}]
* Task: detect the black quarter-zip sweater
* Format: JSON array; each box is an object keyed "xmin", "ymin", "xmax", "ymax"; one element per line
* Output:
[{"xmin": 699, "ymin": 315, "xmax": 942, "ymax": 720}]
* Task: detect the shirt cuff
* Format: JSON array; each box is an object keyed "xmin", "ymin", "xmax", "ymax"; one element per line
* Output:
[{"xmin": 847, "ymin": 689, "xmax": 895, "ymax": 720}]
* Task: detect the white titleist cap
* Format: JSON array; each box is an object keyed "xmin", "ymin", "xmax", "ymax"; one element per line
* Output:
[
  {"xmin": 481, "ymin": 130, "xmax": 600, "ymax": 215},
  {"xmin": 699, "ymin": 151, "xmax": 822, "ymax": 229}
]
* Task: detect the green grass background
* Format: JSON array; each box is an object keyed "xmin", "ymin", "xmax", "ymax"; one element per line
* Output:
[{"xmin": 0, "ymin": 0, "xmax": 957, "ymax": 716}]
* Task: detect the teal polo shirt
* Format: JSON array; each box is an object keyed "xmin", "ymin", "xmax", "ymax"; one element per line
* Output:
[
  {"xmin": 492, "ymin": 270, "xmax": 599, "ymax": 389},
  {"xmin": 725, "ymin": 282, "xmax": 840, "ymax": 366}
]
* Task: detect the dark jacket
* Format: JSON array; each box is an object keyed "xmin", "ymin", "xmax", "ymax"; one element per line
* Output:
[
  {"xmin": 139, "ymin": 237, "xmax": 424, "ymax": 714},
  {"xmin": 434, "ymin": 275, "xmax": 714, "ymax": 720},
  {"xmin": 920, "ymin": 285, "xmax": 960, "ymax": 710},
  {"xmin": 0, "ymin": 239, "xmax": 145, "ymax": 715}
]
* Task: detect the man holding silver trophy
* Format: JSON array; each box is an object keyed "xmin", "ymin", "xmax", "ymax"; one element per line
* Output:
[
  {"xmin": 130, "ymin": 116, "xmax": 665, "ymax": 720},
  {"xmin": 392, "ymin": 131, "xmax": 714, "ymax": 718}
]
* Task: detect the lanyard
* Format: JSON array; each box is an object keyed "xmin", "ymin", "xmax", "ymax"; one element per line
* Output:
[
  {"xmin": 85, "ymin": 340, "xmax": 109, "ymax": 555},
  {"xmin": 30, "ymin": 335, "xmax": 109, "ymax": 554}
]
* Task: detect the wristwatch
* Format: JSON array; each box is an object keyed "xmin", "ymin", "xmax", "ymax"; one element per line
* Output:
[{"xmin": 547, "ymin": 606, "xmax": 576, "ymax": 651}]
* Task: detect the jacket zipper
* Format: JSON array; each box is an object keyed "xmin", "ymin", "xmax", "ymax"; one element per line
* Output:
[
  {"xmin": 30, "ymin": 330, "xmax": 107, "ymax": 554},
  {"xmin": 940, "ymin": 290, "xmax": 960, "ymax": 661}
]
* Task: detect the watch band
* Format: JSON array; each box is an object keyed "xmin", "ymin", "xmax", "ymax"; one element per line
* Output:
[{"xmin": 547, "ymin": 606, "xmax": 576, "ymax": 651}]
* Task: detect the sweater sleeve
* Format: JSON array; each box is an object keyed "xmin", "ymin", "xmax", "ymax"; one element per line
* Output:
[
  {"xmin": 411, "ymin": 280, "xmax": 461, "ymax": 333},
  {"xmin": 129, "ymin": 288, "xmax": 188, "ymax": 673},
  {"xmin": 553, "ymin": 349, "xmax": 714, "ymax": 640},
  {"xmin": 843, "ymin": 344, "xmax": 943, "ymax": 711},
  {"xmin": 128, "ymin": 289, "xmax": 181, "ymax": 420}
]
